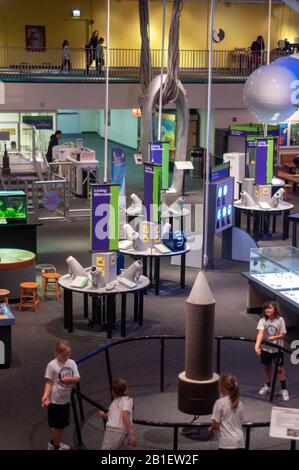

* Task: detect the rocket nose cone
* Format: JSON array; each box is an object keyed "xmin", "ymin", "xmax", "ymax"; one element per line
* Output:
[{"xmin": 186, "ymin": 271, "xmax": 215, "ymax": 305}]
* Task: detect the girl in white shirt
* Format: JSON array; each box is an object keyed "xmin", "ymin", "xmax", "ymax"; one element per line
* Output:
[
  {"xmin": 99, "ymin": 378, "xmax": 137, "ymax": 450},
  {"xmin": 255, "ymin": 300, "xmax": 289, "ymax": 401},
  {"xmin": 208, "ymin": 373, "xmax": 245, "ymax": 450}
]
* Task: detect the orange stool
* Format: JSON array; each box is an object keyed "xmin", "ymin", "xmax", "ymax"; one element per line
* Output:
[
  {"xmin": 19, "ymin": 282, "xmax": 39, "ymax": 311},
  {"xmin": 42, "ymin": 273, "xmax": 61, "ymax": 300},
  {"xmin": 0, "ymin": 289, "xmax": 10, "ymax": 306},
  {"xmin": 36, "ymin": 264, "xmax": 56, "ymax": 291}
]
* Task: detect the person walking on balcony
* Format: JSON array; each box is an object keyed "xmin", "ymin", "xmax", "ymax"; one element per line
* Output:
[
  {"xmin": 89, "ymin": 30, "xmax": 100, "ymax": 67},
  {"xmin": 96, "ymin": 37, "xmax": 105, "ymax": 75},
  {"xmin": 61, "ymin": 40, "xmax": 71, "ymax": 73},
  {"xmin": 255, "ymin": 300, "xmax": 289, "ymax": 401},
  {"xmin": 250, "ymin": 35, "xmax": 265, "ymax": 71}
]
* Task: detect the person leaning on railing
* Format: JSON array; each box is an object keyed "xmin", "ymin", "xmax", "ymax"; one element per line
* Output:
[{"xmin": 250, "ymin": 35, "xmax": 265, "ymax": 71}]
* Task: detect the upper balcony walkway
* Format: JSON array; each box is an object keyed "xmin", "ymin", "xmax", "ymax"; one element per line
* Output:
[{"xmin": 0, "ymin": 46, "xmax": 288, "ymax": 84}]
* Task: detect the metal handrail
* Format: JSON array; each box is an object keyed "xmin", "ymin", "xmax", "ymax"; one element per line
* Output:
[
  {"xmin": 0, "ymin": 46, "xmax": 289, "ymax": 82},
  {"xmin": 71, "ymin": 334, "xmax": 296, "ymax": 450}
]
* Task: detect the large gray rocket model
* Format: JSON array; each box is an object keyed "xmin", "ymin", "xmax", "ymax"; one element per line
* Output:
[{"xmin": 178, "ymin": 271, "xmax": 219, "ymax": 415}]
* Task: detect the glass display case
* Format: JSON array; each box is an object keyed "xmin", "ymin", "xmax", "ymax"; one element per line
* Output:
[
  {"xmin": 250, "ymin": 246, "xmax": 299, "ymax": 290},
  {"xmin": 0, "ymin": 121, "xmax": 48, "ymax": 174},
  {"xmin": 0, "ymin": 190, "xmax": 27, "ymax": 223}
]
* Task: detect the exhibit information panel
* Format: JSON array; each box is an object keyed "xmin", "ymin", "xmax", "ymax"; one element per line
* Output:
[
  {"xmin": 208, "ymin": 176, "xmax": 234, "ymax": 234},
  {"xmin": 90, "ymin": 184, "xmax": 119, "ymax": 252},
  {"xmin": 270, "ymin": 407, "xmax": 299, "ymax": 440}
]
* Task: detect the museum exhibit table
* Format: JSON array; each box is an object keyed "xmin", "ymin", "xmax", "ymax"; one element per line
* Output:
[
  {"xmin": 59, "ymin": 273, "xmax": 150, "ymax": 338},
  {"xmin": 119, "ymin": 245, "xmax": 190, "ymax": 295},
  {"xmin": 0, "ymin": 222, "xmax": 40, "ymax": 253},
  {"xmin": 242, "ymin": 246, "xmax": 299, "ymax": 327},
  {"xmin": 65, "ymin": 156, "xmax": 98, "ymax": 197},
  {"xmin": 234, "ymin": 201, "xmax": 293, "ymax": 241},
  {"xmin": 0, "ymin": 303, "xmax": 15, "ymax": 368},
  {"xmin": 0, "ymin": 249, "xmax": 36, "ymax": 300}
]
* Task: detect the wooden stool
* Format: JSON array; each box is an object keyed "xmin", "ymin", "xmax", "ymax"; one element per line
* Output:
[
  {"xmin": 283, "ymin": 184, "xmax": 293, "ymax": 201},
  {"xmin": 19, "ymin": 282, "xmax": 39, "ymax": 311},
  {"xmin": 36, "ymin": 264, "xmax": 56, "ymax": 291},
  {"xmin": 0, "ymin": 289, "xmax": 10, "ymax": 306},
  {"xmin": 42, "ymin": 273, "xmax": 61, "ymax": 300}
]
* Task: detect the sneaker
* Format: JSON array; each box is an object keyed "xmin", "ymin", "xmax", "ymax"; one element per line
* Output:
[
  {"xmin": 280, "ymin": 389, "xmax": 289, "ymax": 401},
  {"xmin": 47, "ymin": 441, "xmax": 70, "ymax": 450},
  {"xmin": 258, "ymin": 384, "xmax": 271, "ymax": 395},
  {"xmin": 59, "ymin": 442, "xmax": 70, "ymax": 450}
]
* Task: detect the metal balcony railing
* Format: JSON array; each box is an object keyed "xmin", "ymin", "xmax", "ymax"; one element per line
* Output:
[{"xmin": 0, "ymin": 46, "xmax": 289, "ymax": 83}]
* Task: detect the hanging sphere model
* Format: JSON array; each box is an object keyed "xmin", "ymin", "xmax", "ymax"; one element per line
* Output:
[{"xmin": 244, "ymin": 64, "xmax": 297, "ymax": 123}]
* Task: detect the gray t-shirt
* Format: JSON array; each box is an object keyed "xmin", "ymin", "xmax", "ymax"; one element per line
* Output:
[
  {"xmin": 45, "ymin": 358, "xmax": 80, "ymax": 404},
  {"xmin": 257, "ymin": 316, "xmax": 286, "ymax": 353},
  {"xmin": 211, "ymin": 396, "xmax": 245, "ymax": 449}
]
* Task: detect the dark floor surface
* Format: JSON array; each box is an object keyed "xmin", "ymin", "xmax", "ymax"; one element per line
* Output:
[{"xmin": 1, "ymin": 134, "xmax": 299, "ymax": 452}]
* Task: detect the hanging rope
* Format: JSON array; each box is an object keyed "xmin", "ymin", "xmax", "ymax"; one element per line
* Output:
[
  {"xmin": 139, "ymin": 0, "xmax": 152, "ymax": 97},
  {"xmin": 162, "ymin": 0, "xmax": 183, "ymax": 105}
]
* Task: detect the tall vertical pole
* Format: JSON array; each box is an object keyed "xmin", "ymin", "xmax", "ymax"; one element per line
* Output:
[
  {"xmin": 264, "ymin": 0, "xmax": 272, "ymax": 137},
  {"xmin": 267, "ymin": 0, "xmax": 272, "ymax": 66},
  {"xmin": 158, "ymin": 0, "xmax": 167, "ymax": 141},
  {"xmin": 203, "ymin": 0, "xmax": 214, "ymax": 267},
  {"xmin": 104, "ymin": 0, "xmax": 110, "ymax": 183}
]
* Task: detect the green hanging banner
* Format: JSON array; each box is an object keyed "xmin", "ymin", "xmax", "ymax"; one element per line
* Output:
[
  {"xmin": 148, "ymin": 141, "xmax": 169, "ymax": 190},
  {"xmin": 144, "ymin": 162, "xmax": 161, "ymax": 223}
]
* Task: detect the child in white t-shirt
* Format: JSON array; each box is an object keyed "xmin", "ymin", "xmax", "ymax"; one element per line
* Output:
[
  {"xmin": 99, "ymin": 378, "xmax": 137, "ymax": 449},
  {"xmin": 208, "ymin": 373, "xmax": 245, "ymax": 450},
  {"xmin": 41, "ymin": 340, "xmax": 80, "ymax": 450}
]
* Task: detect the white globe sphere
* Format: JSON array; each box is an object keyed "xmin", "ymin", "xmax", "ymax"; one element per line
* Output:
[{"xmin": 244, "ymin": 65, "xmax": 297, "ymax": 123}]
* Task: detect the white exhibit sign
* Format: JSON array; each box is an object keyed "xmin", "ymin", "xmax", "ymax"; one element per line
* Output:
[
  {"xmin": 174, "ymin": 161, "xmax": 194, "ymax": 170},
  {"xmin": 270, "ymin": 406, "xmax": 299, "ymax": 440},
  {"xmin": 134, "ymin": 154, "xmax": 143, "ymax": 165}
]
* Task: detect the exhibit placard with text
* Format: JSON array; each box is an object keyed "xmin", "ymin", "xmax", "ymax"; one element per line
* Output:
[{"xmin": 90, "ymin": 184, "xmax": 119, "ymax": 252}]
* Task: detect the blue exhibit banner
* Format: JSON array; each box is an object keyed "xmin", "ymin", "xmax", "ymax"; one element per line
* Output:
[
  {"xmin": 279, "ymin": 123, "xmax": 288, "ymax": 146},
  {"xmin": 22, "ymin": 115, "xmax": 53, "ymax": 130},
  {"xmin": 149, "ymin": 141, "xmax": 163, "ymax": 164},
  {"xmin": 90, "ymin": 184, "xmax": 119, "ymax": 252},
  {"xmin": 111, "ymin": 148, "xmax": 126, "ymax": 189}
]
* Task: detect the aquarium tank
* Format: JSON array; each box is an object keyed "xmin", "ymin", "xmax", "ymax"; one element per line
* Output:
[{"xmin": 0, "ymin": 190, "xmax": 27, "ymax": 223}]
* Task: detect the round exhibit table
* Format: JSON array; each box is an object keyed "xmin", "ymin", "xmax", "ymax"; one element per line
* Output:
[
  {"xmin": 0, "ymin": 249, "xmax": 36, "ymax": 301},
  {"xmin": 119, "ymin": 245, "xmax": 190, "ymax": 295},
  {"xmin": 234, "ymin": 201, "xmax": 293, "ymax": 241},
  {"xmin": 59, "ymin": 273, "xmax": 150, "ymax": 338}
]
